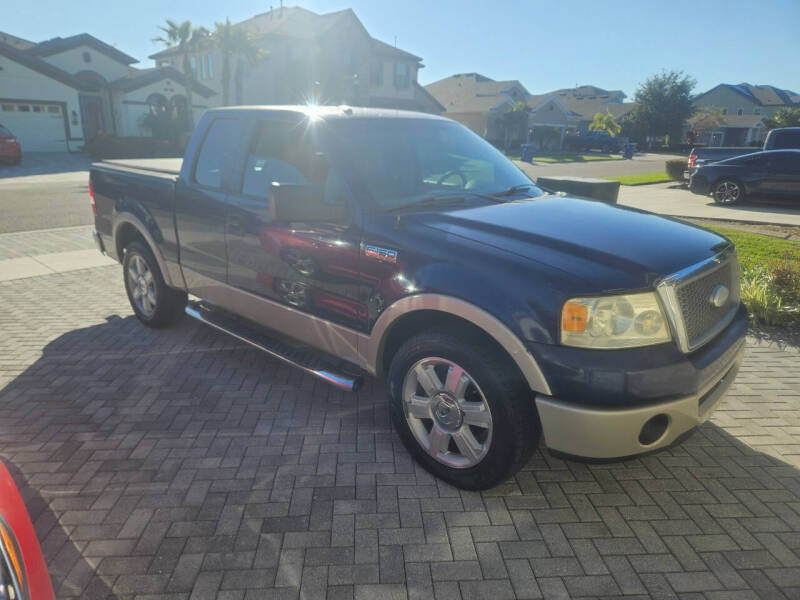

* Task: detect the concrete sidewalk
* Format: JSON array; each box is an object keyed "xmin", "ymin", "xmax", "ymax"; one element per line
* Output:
[{"xmin": 0, "ymin": 225, "xmax": 115, "ymax": 281}]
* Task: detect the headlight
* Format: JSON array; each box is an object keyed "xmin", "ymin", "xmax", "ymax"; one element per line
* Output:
[
  {"xmin": 561, "ymin": 292, "xmax": 671, "ymax": 349},
  {"xmin": 0, "ymin": 517, "xmax": 25, "ymax": 600}
]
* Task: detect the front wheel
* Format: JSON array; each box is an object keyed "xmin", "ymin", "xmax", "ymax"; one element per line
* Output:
[
  {"xmin": 387, "ymin": 330, "xmax": 540, "ymax": 490},
  {"xmin": 123, "ymin": 241, "xmax": 186, "ymax": 328},
  {"xmin": 712, "ymin": 179, "xmax": 744, "ymax": 204}
]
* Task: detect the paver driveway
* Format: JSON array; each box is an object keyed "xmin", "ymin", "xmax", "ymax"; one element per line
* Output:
[{"xmin": 0, "ymin": 263, "xmax": 799, "ymax": 600}]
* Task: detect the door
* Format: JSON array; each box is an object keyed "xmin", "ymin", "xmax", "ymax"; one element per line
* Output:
[
  {"xmin": 0, "ymin": 102, "xmax": 67, "ymax": 152},
  {"xmin": 79, "ymin": 95, "xmax": 105, "ymax": 140},
  {"xmin": 762, "ymin": 152, "xmax": 800, "ymax": 197},
  {"xmin": 175, "ymin": 117, "xmax": 245, "ymax": 288},
  {"xmin": 225, "ymin": 116, "xmax": 367, "ymax": 332}
]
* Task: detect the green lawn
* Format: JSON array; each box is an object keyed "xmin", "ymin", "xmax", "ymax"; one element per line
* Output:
[
  {"xmin": 530, "ymin": 153, "xmax": 623, "ymax": 163},
  {"xmin": 705, "ymin": 226, "xmax": 800, "ymax": 263},
  {"xmin": 603, "ymin": 172, "xmax": 673, "ymax": 186}
]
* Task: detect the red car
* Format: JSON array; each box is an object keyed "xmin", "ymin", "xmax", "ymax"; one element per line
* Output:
[
  {"xmin": 0, "ymin": 125, "xmax": 22, "ymax": 165},
  {"xmin": 0, "ymin": 460, "xmax": 55, "ymax": 600}
]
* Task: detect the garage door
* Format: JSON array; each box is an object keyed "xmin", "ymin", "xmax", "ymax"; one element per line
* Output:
[{"xmin": 0, "ymin": 102, "xmax": 68, "ymax": 152}]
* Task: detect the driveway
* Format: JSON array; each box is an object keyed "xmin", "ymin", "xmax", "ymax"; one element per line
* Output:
[
  {"xmin": 0, "ymin": 153, "xmax": 92, "ymax": 233},
  {"xmin": 619, "ymin": 183, "xmax": 800, "ymax": 227},
  {"xmin": 0, "ymin": 226, "xmax": 799, "ymax": 599}
]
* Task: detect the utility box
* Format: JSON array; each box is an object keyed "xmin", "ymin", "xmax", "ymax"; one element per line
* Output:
[{"xmin": 536, "ymin": 176, "xmax": 621, "ymax": 204}]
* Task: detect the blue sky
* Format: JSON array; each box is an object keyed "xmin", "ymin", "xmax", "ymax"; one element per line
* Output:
[{"xmin": 5, "ymin": 0, "xmax": 800, "ymax": 98}]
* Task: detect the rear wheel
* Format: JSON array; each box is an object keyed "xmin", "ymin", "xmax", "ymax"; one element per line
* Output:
[
  {"xmin": 123, "ymin": 241, "xmax": 186, "ymax": 328},
  {"xmin": 712, "ymin": 179, "xmax": 744, "ymax": 204},
  {"xmin": 387, "ymin": 330, "xmax": 540, "ymax": 490}
]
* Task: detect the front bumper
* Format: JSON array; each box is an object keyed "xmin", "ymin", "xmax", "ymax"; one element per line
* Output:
[
  {"xmin": 530, "ymin": 304, "xmax": 747, "ymax": 458},
  {"xmin": 535, "ymin": 343, "xmax": 742, "ymax": 458}
]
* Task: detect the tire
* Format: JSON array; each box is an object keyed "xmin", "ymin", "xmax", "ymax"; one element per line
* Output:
[
  {"xmin": 123, "ymin": 240, "xmax": 186, "ymax": 328},
  {"xmin": 712, "ymin": 179, "xmax": 745, "ymax": 205},
  {"xmin": 387, "ymin": 329, "xmax": 540, "ymax": 490}
]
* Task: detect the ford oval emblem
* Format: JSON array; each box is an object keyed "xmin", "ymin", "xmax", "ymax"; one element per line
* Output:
[{"xmin": 709, "ymin": 284, "xmax": 729, "ymax": 308}]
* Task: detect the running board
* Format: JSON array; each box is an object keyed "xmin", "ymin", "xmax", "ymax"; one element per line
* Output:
[{"xmin": 185, "ymin": 303, "xmax": 364, "ymax": 392}]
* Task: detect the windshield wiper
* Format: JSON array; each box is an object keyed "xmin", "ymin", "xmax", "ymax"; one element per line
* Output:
[
  {"xmin": 489, "ymin": 183, "xmax": 537, "ymax": 198},
  {"xmin": 385, "ymin": 193, "xmax": 473, "ymax": 213}
]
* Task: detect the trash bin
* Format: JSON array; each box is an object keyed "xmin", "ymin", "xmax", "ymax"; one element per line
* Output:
[
  {"xmin": 623, "ymin": 143, "xmax": 636, "ymax": 159},
  {"xmin": 521, "ymin": 143, "xmax": 536, "ymax": 163}
]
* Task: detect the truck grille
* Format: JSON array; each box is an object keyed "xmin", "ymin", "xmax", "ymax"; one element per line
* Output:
[{"xmin": 657, "ymin": 248, "xmax": 740, "ymax": 353}]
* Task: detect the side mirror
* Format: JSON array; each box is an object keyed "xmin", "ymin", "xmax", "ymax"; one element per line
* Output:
[{"xmin": 269, "ymin": 182, "xmax": 349, "ymax": 224}]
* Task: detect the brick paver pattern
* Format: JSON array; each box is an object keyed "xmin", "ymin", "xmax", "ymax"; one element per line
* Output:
[{"xmin": 1, "ymin": 265, "xmax": 799, "ymax": 600}]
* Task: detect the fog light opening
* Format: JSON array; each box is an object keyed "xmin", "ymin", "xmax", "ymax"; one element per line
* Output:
[{"xmin": 639, "ymin": 414, "xmax": 669, "ymax": 446}]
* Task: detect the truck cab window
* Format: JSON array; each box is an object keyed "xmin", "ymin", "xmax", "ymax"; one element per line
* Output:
[{"xmin": 194, "ymin": 119, "xmax": 237, "ymax": 189}]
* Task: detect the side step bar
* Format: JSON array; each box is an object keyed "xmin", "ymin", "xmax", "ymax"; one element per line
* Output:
[{"xmin": 185, "ymin": 303, "xmax": 364, "ymax": 392}]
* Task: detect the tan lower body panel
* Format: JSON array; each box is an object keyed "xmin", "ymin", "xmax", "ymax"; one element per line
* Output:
[{"xmin": 535, "ymin": 345, "xmax": 744, "ymax": 459}]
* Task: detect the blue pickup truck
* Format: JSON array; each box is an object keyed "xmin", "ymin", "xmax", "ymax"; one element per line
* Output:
[{"xmin": 90, "ymin": 106, "xmax": 747, "ymax": 489}]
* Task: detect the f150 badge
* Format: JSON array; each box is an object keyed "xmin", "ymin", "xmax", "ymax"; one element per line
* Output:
[{"xmin": 363, "ymin": 244, "xmax": 398, "ymax": 263}]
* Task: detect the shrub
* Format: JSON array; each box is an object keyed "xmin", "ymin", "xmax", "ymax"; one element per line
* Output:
[
  {"xmin": 665, "ymin": 159, "xmax": 686, "ymax": 181},
  {"xmin": 739, "ymin": 258, "xmax": 800, "ymax": 327},
  {"xmin": 84, "ymin": 136, "xmax": 182, "ymax": 160}
]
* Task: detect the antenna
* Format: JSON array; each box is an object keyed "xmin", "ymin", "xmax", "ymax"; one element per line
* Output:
[
  {"xmin": 394, "ymin": 36, "xmax": 397, "ymax": 48},
  {"xmin": 280, "ymin": 0, "xmax": 283, "ymax": 16}
]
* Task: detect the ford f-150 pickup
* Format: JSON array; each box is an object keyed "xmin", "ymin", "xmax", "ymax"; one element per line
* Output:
[{"xmin": 91, "ymin": 106, "xmax": 747, "ymax": 489}]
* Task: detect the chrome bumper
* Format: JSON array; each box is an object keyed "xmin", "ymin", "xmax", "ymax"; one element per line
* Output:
[{"xmin": 535, "ymin": 344, "xmax": 744, "ymax": 459}]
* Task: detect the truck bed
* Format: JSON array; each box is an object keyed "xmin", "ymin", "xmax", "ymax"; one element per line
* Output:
[{"xmin": 95, "ymin": 158, "xmax": 183, "ymax": 176}]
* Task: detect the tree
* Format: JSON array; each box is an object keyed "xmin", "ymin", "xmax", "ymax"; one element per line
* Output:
[
  {"xmin": 588, "ymin": 111, "xmax": 621, "ymax": 136},
  {"xmin": 501, "ymin": 102, "xmax": 529, "ymax": 151},
  {"xmin": 212, "ymin": 19, "xmax": 265, "ymax": 106},
  {"xmin": 154, "ymin": 20, "xmax": 210, "ymax": 128},
  {"xmin": 629, "ymin": 70, "xmax": 696, "ymax": 146},
  {"xmin": 764, "ymin": 107, "xmax": 800, "ymax": 129}
]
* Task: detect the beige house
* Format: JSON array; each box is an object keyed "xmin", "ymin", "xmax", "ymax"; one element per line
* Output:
[
  {"xmin": 149, "ymin": 6, "xmax": 443, "ymax": 114},
  {"xmin": 425, "ymin": 76, "xmax": 635, "ymax": 149},
  {"xmin": 423, "ymin": 73, "xmax": 529, "ymax": 142},
  {"xmin": 0, "ymin": 32, "xmax": 215, "ymax": 152},
  {"xmin": 692, "ymin": 83, "xmax": 800, "ymax": 146}
]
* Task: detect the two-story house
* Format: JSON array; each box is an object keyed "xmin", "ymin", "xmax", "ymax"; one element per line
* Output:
[
  {"xmin": 149, "ymin": 6, "xmax": 443, "ymax": 113},
  {"xmin": 691, "ymin": 83, "xmax": 800, "ymax": 146},
  {"xmin": 0, "ymin": 31, "xmax": 215, "ymax": 152}
]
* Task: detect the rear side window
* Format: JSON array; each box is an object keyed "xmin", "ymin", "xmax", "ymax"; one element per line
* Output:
[
  {"xmin": 771, "ymin": 130, "xmax": 800, "ymax": 150},
  {"xmin": 194, "ymin": 118, "xmax": 237, "ymax": 188}
]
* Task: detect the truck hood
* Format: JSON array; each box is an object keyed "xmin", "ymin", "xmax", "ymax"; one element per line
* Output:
[{"xmin": 416, "ymin": 196, "xmax": 730, "ymax": 291}]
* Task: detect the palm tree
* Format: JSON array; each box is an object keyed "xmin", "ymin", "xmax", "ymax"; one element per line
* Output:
[
  {"xmin": 154, "ymin": 20, "xmax": 209, "ymax": 127},
  {"xmin": 211, "ymin": 19, "xmax": 265, "ymax": 106},
  {"xmin": 588, "ymin": 111, "xmax": 622, "ymax": 136}
]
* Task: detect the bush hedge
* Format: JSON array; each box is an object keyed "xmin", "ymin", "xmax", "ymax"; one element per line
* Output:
[
  {"xmin": 665, "ymin": 158, "xmax": 686, "ymax": 181},
  {"xmin": 84, "ymin": 136, "xmax": 182, "ymax": 160}
]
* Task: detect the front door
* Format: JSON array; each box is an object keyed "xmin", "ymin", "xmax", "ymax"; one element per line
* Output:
[
  {"xmin": 225, "ymin": 116, "xmax": 367, "ymax": 332},
  {"xmin": 175, "ymin": 117, "xmax": 245, "ymax": 287},
  {"xmin": 79, "ymin": 95, "xmax": 105, "ymax": 140}
]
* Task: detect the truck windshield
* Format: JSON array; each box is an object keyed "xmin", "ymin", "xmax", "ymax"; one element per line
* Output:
[{"xmin": 325, "ymin": 118, "xmax": 542, "ymax": 210}]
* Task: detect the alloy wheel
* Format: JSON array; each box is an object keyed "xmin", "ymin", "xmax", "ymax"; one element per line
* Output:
[
  {"xmin": 714, "ymin": 181, "xmax": 740, "ymax": 204},
  {"xmin": 401, "ymin": 357, "xmax": 493, "ymax": 469},
  {"xmin": 126, "ymin": 254, "xmax": 157, "ymax": 317}
]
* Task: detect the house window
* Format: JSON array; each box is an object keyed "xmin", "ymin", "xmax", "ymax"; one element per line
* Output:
[
  {"xmin": 393, "ymin": 63, "xmax": 410, "ymax": 89},
  {"xmin": 737, "ymin": 108, "xmax": 743, "ymax": 116},
  {"xmin": 82, "ymin": 51, "xmax": 91, "ymax": 64},
  {"xmin": 370, "ymin": 62, "xmax": 383, "ymax": 87},
  {"xmin": 189, "ymin": 55, "xmax": 197, "ymax": 78},
  {"xmin": 721, "ymin": 108, "xmax": 727, "ymax": 115},
  {"xmin": 198, "ymin": 54, "xmax": 214, "ymax": 80},
  {"xmin": 1, "ymin": 104, "xmax": 13, "ymax": 111},
  {"xmin": 47, "ymin": 105, "xmax": 61, "ymax": 114},
  {"xmin": 17, "ymin": 105, "xmax": 30, "ymax": 112},
  {"xmin": 32, "ymin": 105, "xmax": 43, "ymax": 113},
  {"xmin": 754, "ymin": 107, "xmax": 761, "ymax": 115},
  {"xmin": 146, "ymin": 93, "xmax": 168, "ymax": 115}
]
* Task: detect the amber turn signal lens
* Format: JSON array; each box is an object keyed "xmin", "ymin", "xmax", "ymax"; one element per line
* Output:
[
  {"xmin": 561, "ymin": 301, "xmax": 588, "ymax": 332},
  {"xmin": 0, "ymin": 519, "xmax": 24, "ymax": 592}
]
